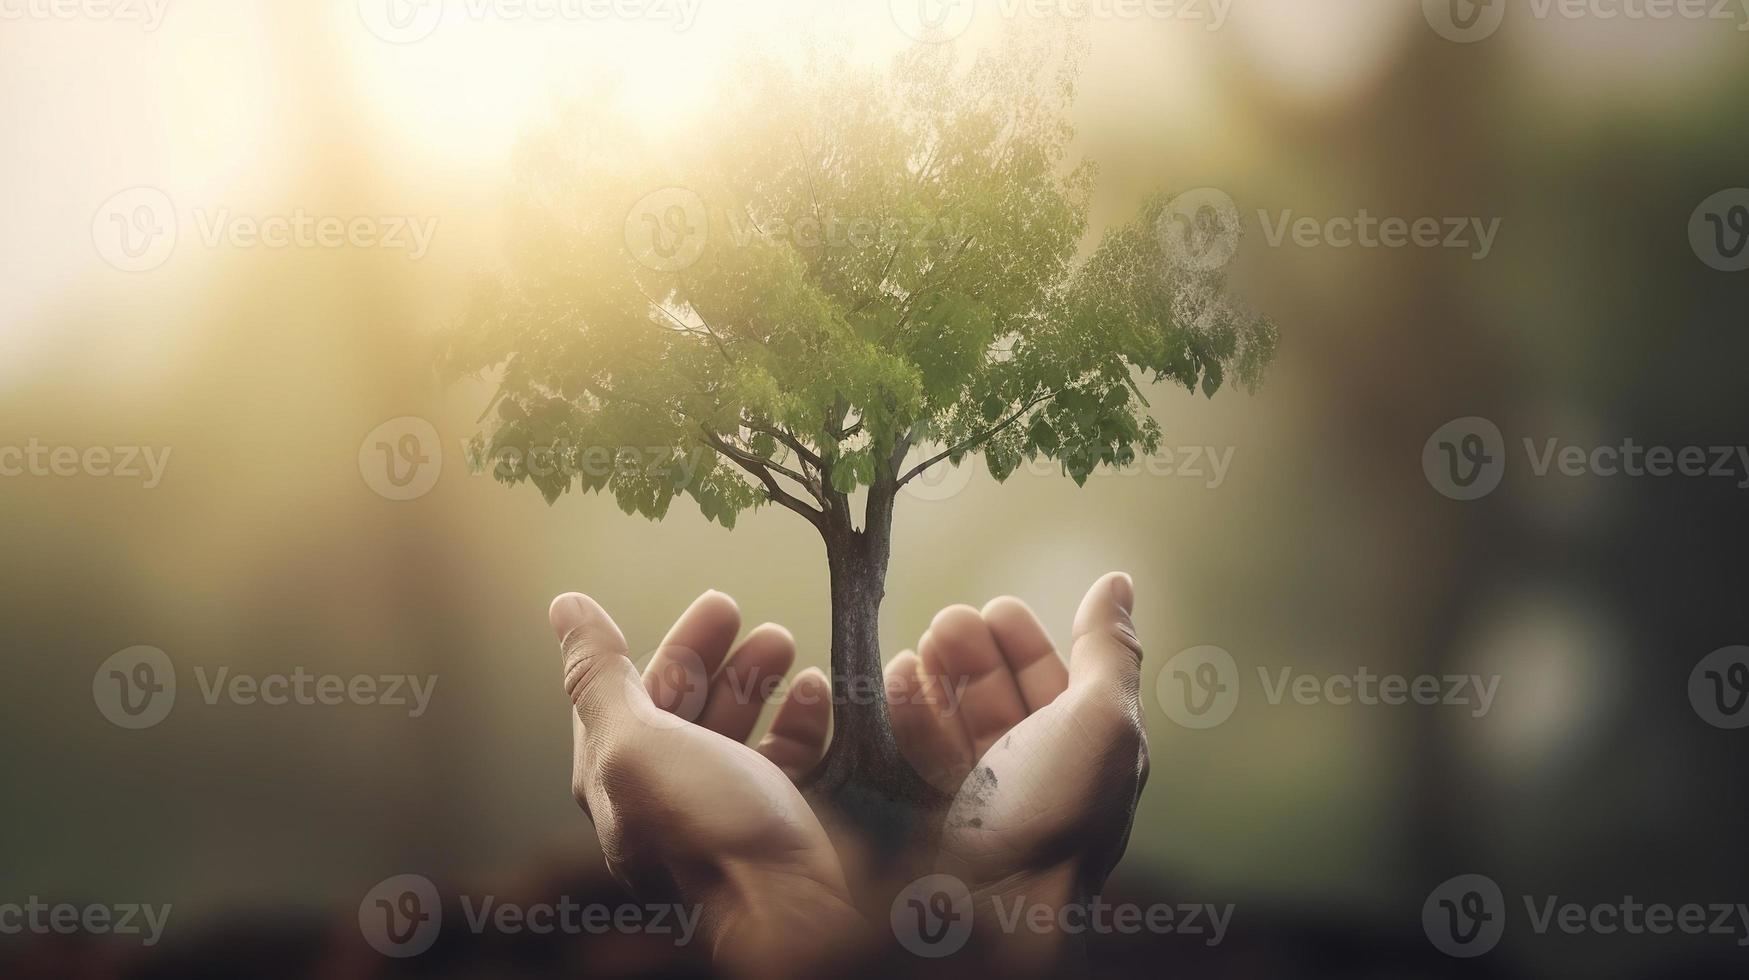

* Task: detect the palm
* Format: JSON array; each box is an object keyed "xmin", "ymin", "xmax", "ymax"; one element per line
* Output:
[
  {"xmin": 555, "ymin": 591, "xmax": 848, "ymax": 905},
  {"xmin": 936, "ymin": 691, "xmax": 1145, "ymax": 890},
  {"xmin": 883, "ymin": 575, "xmax": 1149, "ymax": 891},
  {"xmin": 579, "ymin": 705, "xmax": 841, "ymax": 891}
]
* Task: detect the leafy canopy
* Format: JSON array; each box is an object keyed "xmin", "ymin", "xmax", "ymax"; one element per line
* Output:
[{"xmin": 441, "ymin": 30, "xmax": 1276, "ymax": 536}]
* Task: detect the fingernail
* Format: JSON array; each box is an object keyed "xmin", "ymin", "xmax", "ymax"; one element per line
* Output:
[
  {"xmin": 1110, "ymin": 572, "xmax": 1134, "ymax": 615},
  {"xmin": 549, "ymin": 593, "xmax": 594, "ymax": 644}
]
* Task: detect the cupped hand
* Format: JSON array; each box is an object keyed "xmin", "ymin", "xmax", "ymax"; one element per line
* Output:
[
  {"xmin": 625, "ymin": 574, "xmax": 1152, "ymax": 959},
  {"xmin": 550, "ymin": 590, "xmax": 860, "ymax": 976},
  {"xmin": 883, "ymin": 573, "xmax": 1150, "ymax": 903}
]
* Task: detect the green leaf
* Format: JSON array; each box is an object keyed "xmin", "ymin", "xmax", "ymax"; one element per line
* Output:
[{"xmin": 446, "ymin": 35, "xmax": 1275, "ymax": 533}]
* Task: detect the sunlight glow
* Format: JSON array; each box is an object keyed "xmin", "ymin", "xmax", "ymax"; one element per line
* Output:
[{"xmin": 1230, "ymin": 0, "xmax": 1418, "ymax": 109}]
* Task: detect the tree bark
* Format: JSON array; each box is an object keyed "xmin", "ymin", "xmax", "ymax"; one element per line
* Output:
[{"xmin": 801, "ymin": 476, "xmax": 946, "ymax": 858}]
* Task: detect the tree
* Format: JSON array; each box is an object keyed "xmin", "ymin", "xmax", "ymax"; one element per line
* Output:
[{"xmin": 440, "ymin": 29, "xmax": 1276, "ymax": 849}]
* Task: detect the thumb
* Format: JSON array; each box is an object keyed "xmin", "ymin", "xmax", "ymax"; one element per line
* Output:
[
  {"xmin": 1068, "ymin": 572, "xmax": 1143, "ymax": 694},
  {"xmin": 550, "ymin": 592, "xmax": 650, "ymax": 745}
]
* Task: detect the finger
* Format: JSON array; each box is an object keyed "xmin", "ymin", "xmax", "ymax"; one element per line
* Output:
[
  {"xmin": 981, "ymin": 596, "xmax": 1068, "ymax": 712},
  {"xmin": 923, "ymin": 604, "xmax": 1029, "ymax": 759},
  {"xmin": 1067, "ymin": 572, "xmax": 1142, "ymax": 695},
  {"xmin": 551, "ymin": 592, "xmax": 651, "ymax": 747},
  {"xmin": 886, "ymin": 650, "xmax": 973, "ymax": 791},
  {"xmin": 918, "ymin": 630, "xmax": 977, "ymax": 764},
  {"xmin": 696, "ymin": 622, "xmax": 795, "ymax": 743},
  {"xmin": 643, "ymin": 590, "xmax": 740, "ymax": 721},
  {"xmin": 756, "ymin": 666, "xmax": 832, "ymax": 779}
]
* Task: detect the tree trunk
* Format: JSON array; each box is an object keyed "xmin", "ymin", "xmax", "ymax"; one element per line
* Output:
[{"xmin": 801, "ymin": 478, "xmax": 946, "ymax": 859}]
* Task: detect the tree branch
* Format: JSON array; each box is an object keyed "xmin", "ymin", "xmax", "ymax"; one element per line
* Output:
[
  {"xmin": 702, "ymin": 431, "xmax": 825, "ymax": 527},
  {"xmin": 574, "ymin": 378, "xmax": 820, "ymax": 508},
  {"xmin": 896, "ymin": 387, "xmax": 1065, "ymax": 487},
  {"xmin": 725, "ymin": 436, "xmax": 820, "ymax": 500},
  {"xmin": 743, "ymin": 416, "xmax": 825, "ymax": 473}
]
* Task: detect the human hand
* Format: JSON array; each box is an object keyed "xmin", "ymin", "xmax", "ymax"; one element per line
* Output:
[
  {"xmin": 883, "ymin": 573, "xmax": 1150, "ymax": 961},
  {"xmin": 550, "ymin": 590, "xmax": 861, "ymax": 977},
  {"xmin": 615, "ymin": 575, "xmax": 1150, "ymax": 968}
]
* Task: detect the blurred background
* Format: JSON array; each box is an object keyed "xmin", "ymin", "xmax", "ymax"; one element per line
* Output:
[{"xmin": 2, "ymin": 0, "xmax": 1746, "ymax": 976}]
